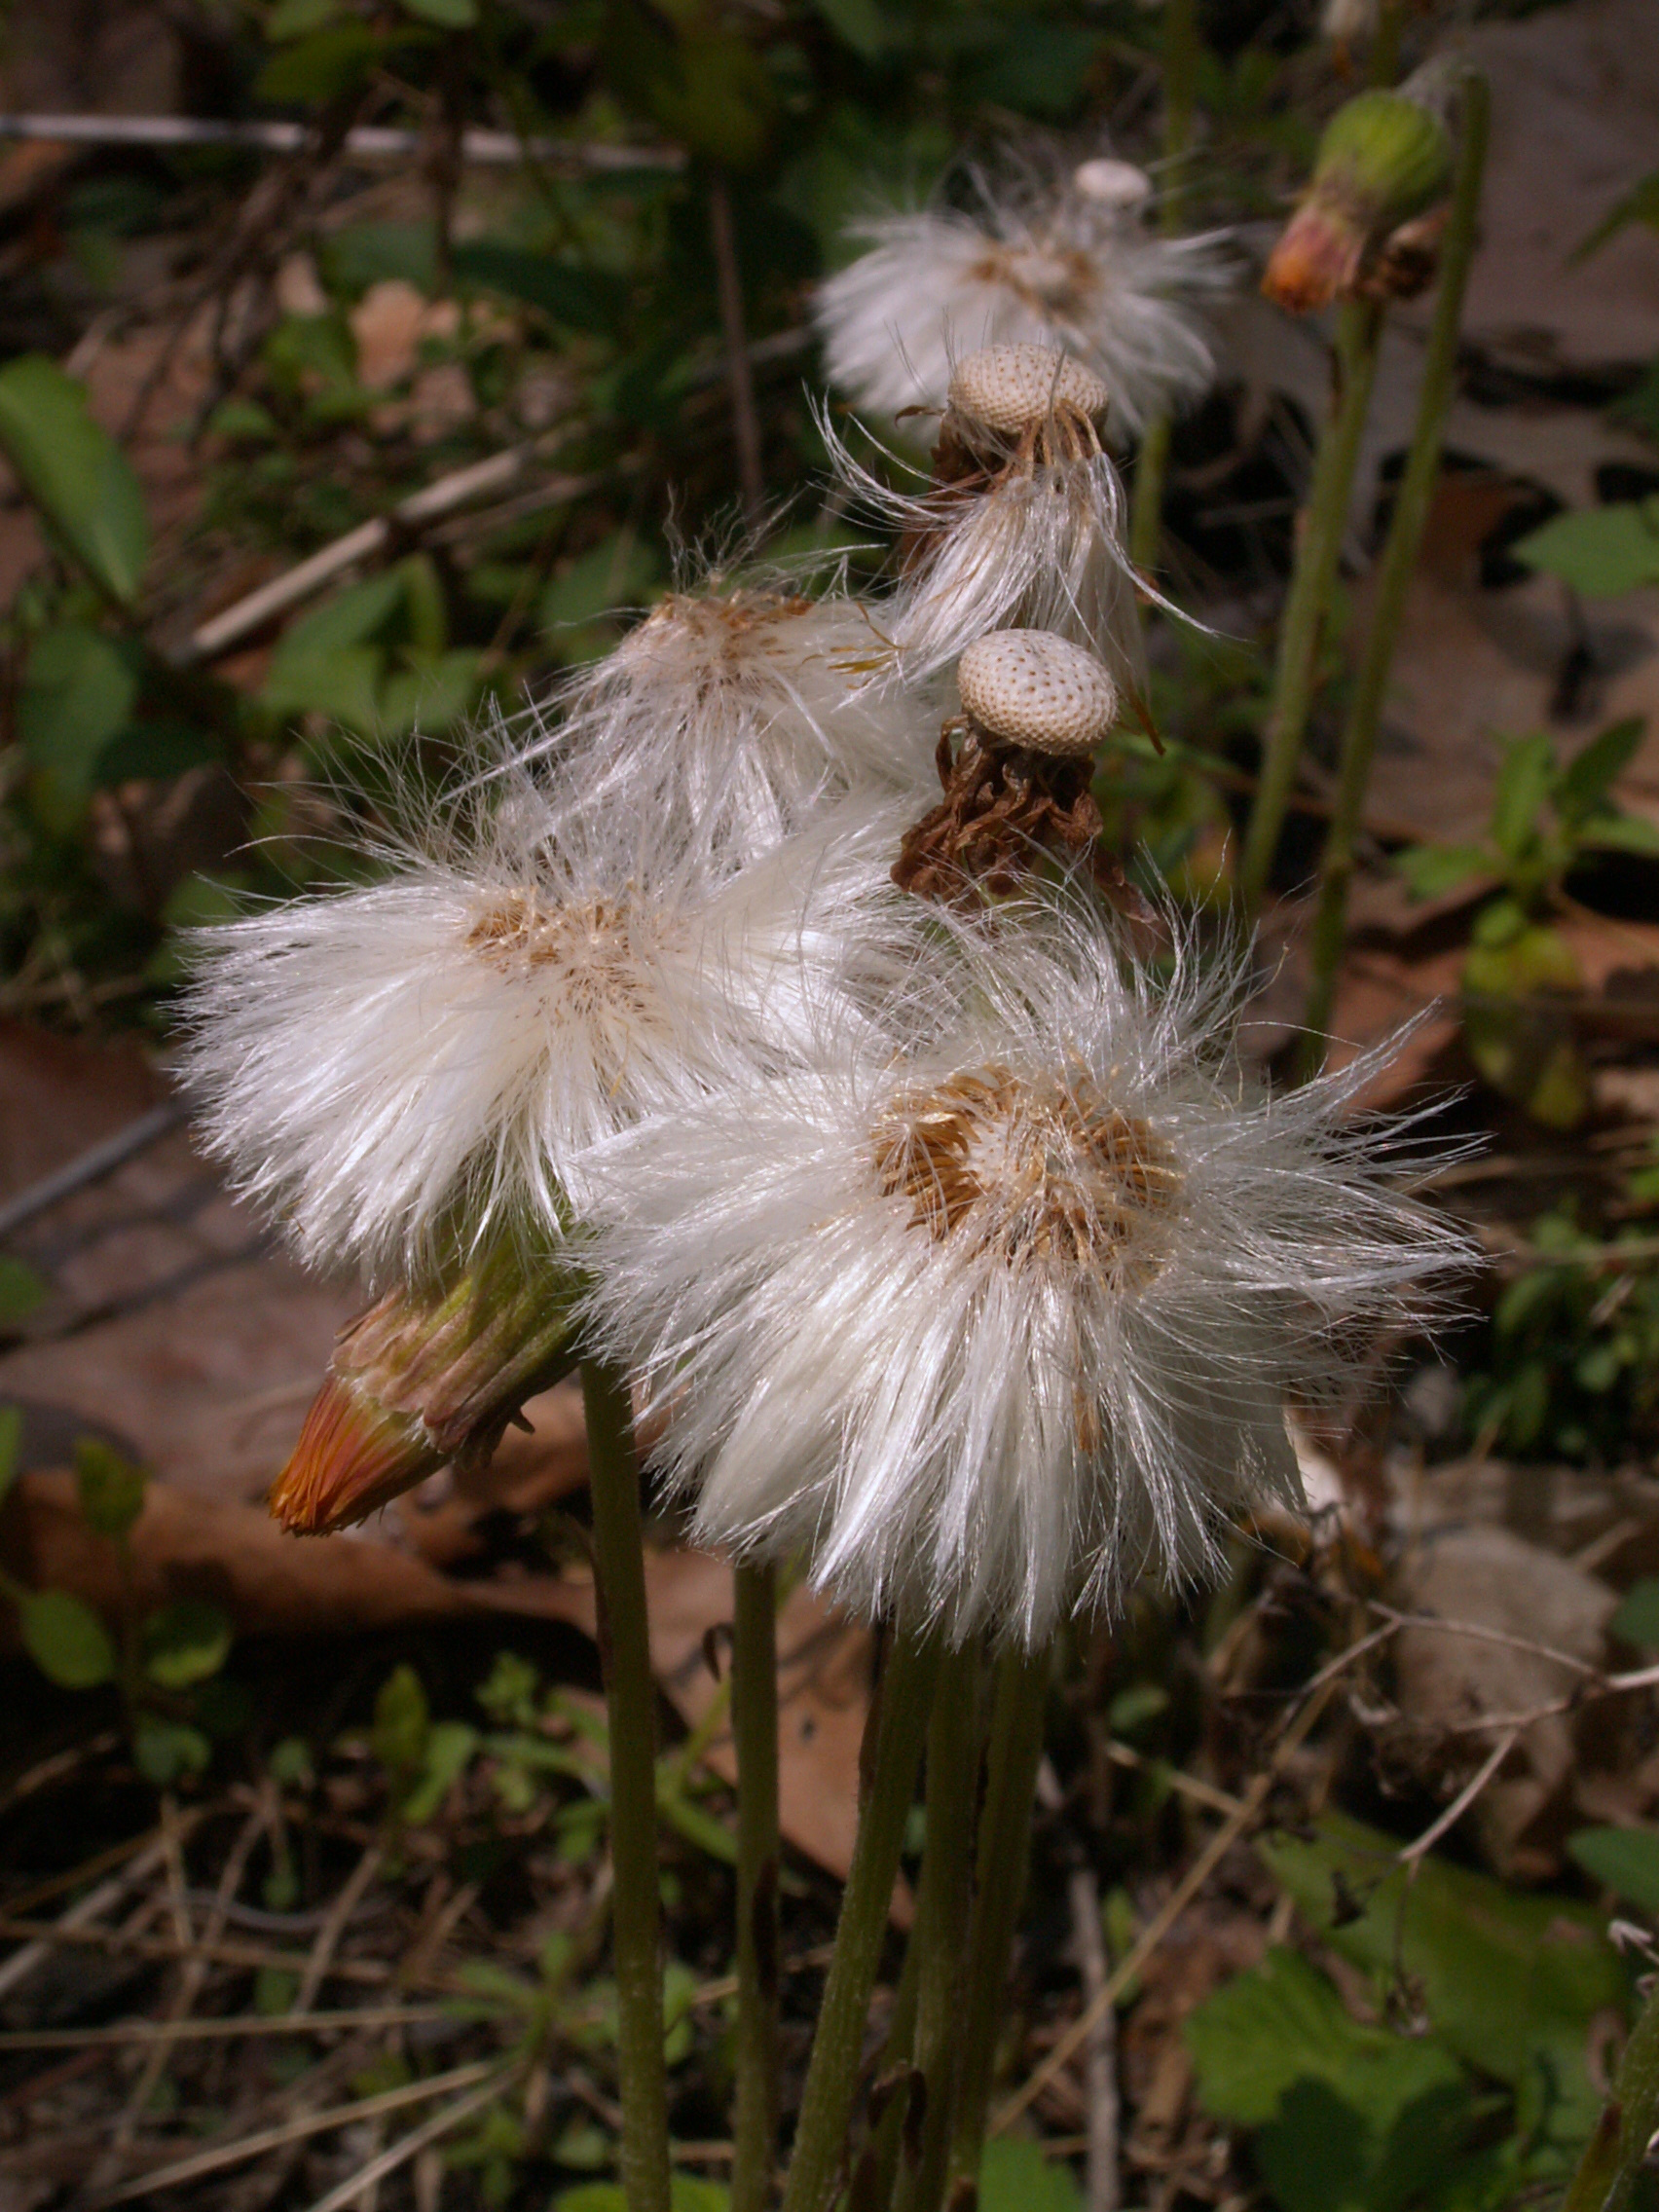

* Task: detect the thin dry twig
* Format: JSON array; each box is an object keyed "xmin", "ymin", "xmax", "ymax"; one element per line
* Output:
[
  {"xmin": 1397, "ymin": 1726, "xmax": 1523, "ymax": 1868},
  {"xmin": 294, "ymin": 1842, "xmax": 385, "ymax": 2015},
  {"xmin": 996, "ymin": 1676, "xmax": 1340, "ymax": 2131},
  {"xmin": 0, "ymin": 2006, "xmax": 450, "ymax": 2051},
  {"xmin": 0, "ymin": 114, "xmax": 680, "ymax": 170},
  {"xmin": 88, "ymin": 2061, "xmax": 498, "ymax": 2210},
  {"xmin": 0, "ymin": 1913, "xmax": 399, "ymax": 1986},
  {"xmin": 1068, "ymin": 1862, "xmax": 1120, "ymax": 2212},
  {"xmin": 298, "ymin": 2069, "xmax": 516, "ymax": 2212}
]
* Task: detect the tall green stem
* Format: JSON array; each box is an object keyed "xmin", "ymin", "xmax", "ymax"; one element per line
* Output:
[
  {"xmin": 780, "ymin": 1628, "xmax": 942, "ymax": 2212},
  {"xmin": 893, "ymin": 1641, "xmax": 984, "ymax": 2212},
  {"xmin": 1561, "ymin": 1972, "xmax": 1659, "ymax": 2212},
  {"xmin": 580, "ymin": 1360, "xmax": 672, "ymax": 2212},
  {"xmin": 1239, "ymin": 296, "xmax": 1385, "ymax": 916},
  {"xmin": 948, "ymin": 1641, "xmax": 1051, "ymax": 2189},
  {"xmin": 732, "ymin": 1561, "xmax": 781, "ymax": 2212},
  {"xmin": 1299, "ymin": 74, "xmax": 1490, "ymax": 1070},
  {"xmin": 1128, "ymin": 0, "xmax": 1199, "ymax": 575}
]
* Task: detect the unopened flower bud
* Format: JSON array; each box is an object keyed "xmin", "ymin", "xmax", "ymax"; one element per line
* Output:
[
  {"xmin": 1263, "ymin": 89, "xmax": 1453, "ymax": 313},
  {"xmin": 271, "ymin": 1252, "xmax": 578, "ymax": 1534},
  {"xmin": 1072, "ymin": 158, "xmax": 1154, "ymax": 210},
  {"xmin": 958, "ymin": 630, "xmax": 1118, "ymax": 757}
]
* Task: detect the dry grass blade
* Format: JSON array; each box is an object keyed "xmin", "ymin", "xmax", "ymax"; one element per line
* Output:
[
  {"xmin": 298, "ymin": 2070, "xmax": 516, "ymax": 2212},
  {"xmin": 994, "ymin": 1676, "xmax": 1339, "ymax": 2131},
  {"xmin": 0, "ymin": 2006, "xmax": 451, "ymax": 2050},
  {"xmin": 293, "ymin": 1843, "xmax": 385, "ymax": 2014},
  {"xmin": 86, "ymin": 2060, "xmax": 499, "ymax": 2208},
  {"xmin": 0, "ymin": 1914, "xmax": 398, "ymax": 1984}
]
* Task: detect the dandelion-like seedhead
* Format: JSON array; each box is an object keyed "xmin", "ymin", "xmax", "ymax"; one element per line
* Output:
[
  {"xmin": 581, "ymin": 898, "xmax": 1473, "ymax": 1646},
  {"xmin": 820, "ymin": 365, "xmax": 1150, "ymax": 694},
  {"xmin": 182, "ymin": 748, "xmax": 919, "ymax": 1285},
  {"xmin": 814, "ymin": 163, "xmax": 1231, "ymax": 440},
  {"xmin": 510, "ymin": 577, "xmax": 939, "ymax": 864}
]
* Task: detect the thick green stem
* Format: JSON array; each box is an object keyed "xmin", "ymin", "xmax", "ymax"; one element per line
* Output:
[
  {"xmin": 947, "ymin": 1641, "xmax": 1051, "ymax": 2189},
  {"xmin": 580, "ymin": 1360, "xmax": 671, "ymax": 2212},
  {"xmin": 732, "ymin": 1561, "xmax": 781, "ymax": 2212},
  {"xmin": 1128, "ymin": 0, "xmax": 1199, "ymax": 574},
  {"xmin": 1561, "ymin": 1972, "xmax": 1659, "ymax": 2212},
  {"xmin": 1299, "ymin": 74, "xmax": 1490, "ymax": 1071},
  {"xmin": 780, "ymin": 1628, "xmax": 942, "ymax": 2212},
  {"xmin": 893, "ymin": 1641, "xmax": 984, "ymax": 2212},
  {"xmin": 1239, "ymin": 296, "xmax": 1385, "ymax": 916},
  {"xmin": 860, "ymin": 1906, "xmax": 924, "ymax": 2211}
]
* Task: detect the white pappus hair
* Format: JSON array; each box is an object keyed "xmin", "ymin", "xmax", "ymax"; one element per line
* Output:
[
  {"xmin": 814, "ymin": 173, "xmax": 1233, "ymax": 440},
  {"xmin": 580, "ymin": 897, "xmax": 1474, "ymax": 1647},
  {"xmin": 823, "ymin": 407, "xmax": 1152, "ymax": 693},
  {"xmin": 181, "ymin": 748, "xmax": 920, "ymax": 1286},
  {"xmin": 509, "ymin": 579, "xmax": 940, "ymax": 865}
]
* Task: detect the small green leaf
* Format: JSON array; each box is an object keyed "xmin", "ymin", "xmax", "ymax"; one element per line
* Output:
[
  {"xmin": 0, "ymin": 1259, "xmax": 47, "ymax": 1329},
  {"xmin": 141, "ymin": 1600, "xmax": 233, "ymax": 1689},
  {"xmin": 254, "ymin": 21, "xmax": 386, "ymax": 104},
  {"xmin": 451, "ymin": 242, "xmax": 625, "ymax": 334},
  {"xmin": 1611, "ymin": 1579, "xmax": 1659, "ymax": 1647},
  {"xmin": 554, "ymin": 2177, "xmax": 730, "ymax": 2211},
  {"xmin": 976, "ymin": 2139, "xmax": 1083, "ymax": 2212},
  {"xmin": 1557, "ymin": 718, "xmax": 1644, "ymax": 823},
  {"xmin": 1568, "ymin": 1825, "xmax": 1659, "ymax": 1916},
  {"xmin": 266, "ymin": 0, "xmax": 339, "ymax": 36},
  {"xmin": 372, "ymin": 1662, "xmax": 429, "ymax": 1779},
  {"xmin": 75, "ymin": 1437, "xmax": 147, "ymax": 1539},
  {"xmin": 19, "ymin": 1589, "xmax": 115, "ymax": 1687},
  {"xmin": 399, "ymin": 0, "xmax": 476, "ymax": 22},
  {"xmin": 18, "ymin": 624, "xmax": 139, "ymax": 817},
  {"xmin": 1580, "ymin": 813, "xmax": 1659, "ymax": 857},
  {"xmin": 1514, "ymin": 499, "xmax": 1659, "ymax": 597},
  {"xmin": 1575, "ymin": 169, "xmax": 1659, "ymax": 261},
  {"xmin": 1393, "ymin": 843, "xmax": 1493, "ymax": 900},
  {"xmin": 1490, "ymin": 731, "xmax": 1556, "ymax": 863},
  {"xmin": 269, "ymin": 1736, "xmax": 315, "ymax": 1788},
  {"xmin": 807, "ymin": 0, "xmax": 887, "ymax": 59},
  {"xmin": 0, "ymin": 356, "xmax": 149, "ymax": 602},
  {"xmin": 133, "ymin": 1716, "xmax": 212, "ymax": 1788},
  {"xmin": 400, "ymin": 1719, "xmax": 479, "ymax": 1824},
  {"xmin": 93, "ymin": 720, "xmax": 222, "ymax": 787}
]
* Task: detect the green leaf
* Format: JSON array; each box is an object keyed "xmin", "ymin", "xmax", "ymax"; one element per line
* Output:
[
  {"xmin": 18, "ymin": 1589, "xmax": 115, "ymax": 1688},
  {"xmin": 317, "ymin": 220, "xmax": 438, "ymax": 299},
  {"xmin": 75, "ymin": 1436, "xmax": 147, "ymax": 1539},
  {"xmin": 541, "ymin": 532, "xmax": 661, "ymax": 634},
  {"xmin": 1514, "ymin": 499, "xmax": 1659, "ymax": 597},
  {"xmin": 808, "ymin": 0, "xmax": 887, "ymax": 59},
  {"xmin": 1556, "ymin": 718, "xmax": 1644, "ymax": 823},
  {"xmin": 451, "ymin": 242, "xmax": 625, "ymax": 334},
  {"xmin": 1575, "ymin": 169, "xmax": 1659, "ymax": 261},
  {"xmin": 400, "ymin": 1719, "xmax": 479, "ymax": 1824},
  {"xmin": 399, "ymin": 0, "xmax": 476, "ymax": 20},
  {"xmin": 372, "ymin": 1663, "xmax": 429, "ymax": 1779},
  {"xmin": 1393, "ymin": 843, "xmax": 1493, "ymax": 900},
  {"xmin": 93, "ymin": 719, "xmax": 222, "ymax": 787},
  {"xmin": 976, "ymin": 2138, "xmax": 1083, "ymax": 2212},
  {"xmin": 133, "ymin": 1716, "xmax": 212, "ymax": 1787},
  {"xmin": 1579, "ymin": 813, "xmax": 1659, "ymax": 857},
  {"xmin": 960, "ymin": 22, "xmax": 1105, "ymax": 119},
  {"xmin": 376, "ymin": 648, "xmax": 479, "ymax": 741},
  {"xmin": 0, "ymin": 1407, "xmax": 22, "ymax": 1506},
  {"xmin": 1611, "ymin": 1579, "xmax": 1659, "ymax": 1647},
  {"xmin": 0, "ymin": 1259, "xmax": 47, "ymax": 1329},
  {"xmin": 266, "ymin": 0, "xmax": 339, "ymax": 36},
  {"xmin": 554, "ymin": 2176, "xmax": 729, "ymax": 2211},
  {"xmin": 18, "ymin": 624, "xmax": 139, "ymax": 818},
  {"xmin": 254, "ymin": 21, "xmax": 386, "ymax": 103},
  {"xmin": 1256, "ymin": 1812, "xmax": 1628, "ymax": 2154},
  {"xmin": 0, "ymin": 356, "xmax": 149, "ymax": 602},
  {"xmin": 1186, "ymin": 1950, "xmax": 1463, "ymax": 2162},
  {"xmin": 141, "ymin": 1600, "xmax": 233, "ymax": 1690},
  {"xmin": 1568, "ymin": 1826, "xmax": 1659, "ymax": 1916},
  {"xmin": 1490, "ymin": 732, "xmax": 1556, "ymax": 863}
]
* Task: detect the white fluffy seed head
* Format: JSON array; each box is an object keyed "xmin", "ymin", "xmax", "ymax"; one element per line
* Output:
[
  {"xmin": 1073, "ymin": 158, "xmax": 1154, "ymax": 209},
  {"xmin": 946, "ymin": 344, "xmax": 1109, "ymax": 439},
  {"xmin": 958, "ymin": 630, "xmax": 1118, "ymax": 756}
]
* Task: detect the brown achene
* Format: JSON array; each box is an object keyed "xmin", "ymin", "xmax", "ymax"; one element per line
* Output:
[{"xmin": 871, "ymin": 1063, "xmax": 1180, "ymax": 1274}]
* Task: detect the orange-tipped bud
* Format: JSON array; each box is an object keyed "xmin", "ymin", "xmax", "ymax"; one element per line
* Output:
[
  {"xmin": 271, "ymin": 1253, "xmax": 580, "ymax": 1535},
  {"xmin": 1264, "ymin": 89, "xmax": 1454, "ymax": 314}
]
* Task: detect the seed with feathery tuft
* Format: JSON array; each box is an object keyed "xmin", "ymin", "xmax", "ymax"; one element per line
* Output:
[
  {"xmin": 957, "ymin": 629, "xmax": 1118, "ymax": 757},
  {"xmin": 871, "ymin": 1063, "xmax": 1180, "ymax": 1276},
  {"xmin": 946, "ymin": 343, "xmax": 1109, "ymax": 442}
]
